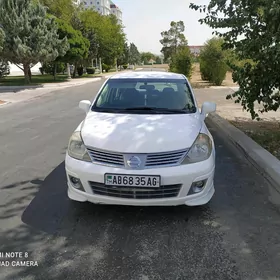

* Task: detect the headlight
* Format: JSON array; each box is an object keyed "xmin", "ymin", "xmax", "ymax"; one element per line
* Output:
[
  {"xmin": 67, "ymin": 131, "xmax": 91, "ymax": 162},
  {"xmin": 182, "ymin": 133, "xmax": 212, "ymax": 164}
]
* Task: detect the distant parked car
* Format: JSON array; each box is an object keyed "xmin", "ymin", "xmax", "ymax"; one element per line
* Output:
[{"xmin": 65, "ymin": 71, "xmax": 216, "ymax": 207}]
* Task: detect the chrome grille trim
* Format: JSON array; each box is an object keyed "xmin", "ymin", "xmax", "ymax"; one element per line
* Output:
[
  {"xmin": 87, "ymin": 147, "xmax": 124, "ymax": 167},
  {"xmin": 145, "ymin": 149, "xmax": 189, "ymax": 167},
  {"xmin": 86, "ymin": 147, "xmax": 189, "ymax": 168},
  {"xmin": 89, "ymin": 182, "xmax": 182, "ymax": 199}
]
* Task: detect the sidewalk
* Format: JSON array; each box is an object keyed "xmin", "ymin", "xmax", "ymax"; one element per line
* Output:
[
  {"xmin": 0, "ymin": 77, "xmax": 102, "ymax": 105},
  {"xmin": 0, "ymin": 71, "xmax": 129, "ymax": 106},
  {"xmin": 194, "ymin": 87, "xmax": 280, "ymax": 121}
]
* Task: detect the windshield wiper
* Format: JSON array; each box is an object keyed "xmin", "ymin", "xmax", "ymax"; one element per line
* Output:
[{"xmin": 123, "ymin": 107, "xmax": 193, "ymax": 113}]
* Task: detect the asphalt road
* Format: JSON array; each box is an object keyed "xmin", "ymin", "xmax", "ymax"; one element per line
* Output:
[{"xmin": 0, "ymin": 75, "xmax": 280, "ymax": 280}]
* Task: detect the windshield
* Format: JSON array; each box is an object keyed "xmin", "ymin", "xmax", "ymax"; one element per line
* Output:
[{"xmin": 91, "ymin": 78, "xmax": 197, "ymax": 114}]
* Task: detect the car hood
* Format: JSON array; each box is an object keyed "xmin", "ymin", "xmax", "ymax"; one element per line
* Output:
[{"xmin": 81, "ymin": 112, "xmax": 202, "ymax": 153}]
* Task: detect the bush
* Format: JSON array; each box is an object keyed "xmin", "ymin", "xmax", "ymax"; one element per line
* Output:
[
  {"xmin": 102, "ymin": 63, "xmax": 110, "ymax": 72},
  {"xmin": 86, "ymin": 67, "xmax": 95, "ymax": 74},
  {"xmin": 123, "ymin": 64, "xmax": 128, "ymax": 69},
  {"xmin": 169, "ymin": 46, "xmax": 192, "ymax": 78},
  {"xmin": 0, "ymin": 59, "xmax": 10, "ymax": 78},
  {"xmin": 42, "ymin": 62, "xmax": 65, "ymax": 75},
  {"xmin": 77, "ymin": 66, "xmax": 84, "ymax": 76},
  {"xmin": 199, "ymin": 37, "xmax": 228, "ymax": 86}
]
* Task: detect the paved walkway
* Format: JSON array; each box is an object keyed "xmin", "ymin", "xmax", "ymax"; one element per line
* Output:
[{"xmin": 194, "ymin": 87, "xmax": 280, "ymax": 121}]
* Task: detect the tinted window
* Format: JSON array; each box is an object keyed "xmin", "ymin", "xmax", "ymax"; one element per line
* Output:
[{"xmin": 92, "ymin": 79, "xmax": 196, "ymax": 114}]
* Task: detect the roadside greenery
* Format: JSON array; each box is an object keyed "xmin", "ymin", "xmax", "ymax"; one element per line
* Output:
[
  {"xmin": 160, "ymin": 21, "xmax": 188, "ymax": 63},
  {"xmin": 0, "ymin": 0, "xmax": 142, "ymax": 84},
  {"xmin": 199, "ymin": 37, "xmax": 229, "ymax": 86},
  {"xmin": 0, "ymin": 0, "xmax": 68, "ymax": 83},
  {"xmin": 160, "ymin": 21, "xmax": 192, "ymax": 77},
  {"xmin": 169, "ymin": 46, "xmax": 192, "ymax": 78},
  {"xmin": 190, "ymin": 0, "xmax": 280, "ymax": 120}
]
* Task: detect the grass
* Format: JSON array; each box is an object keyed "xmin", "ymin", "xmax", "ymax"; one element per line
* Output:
[
  {"xmin": 0, "ymin": 74, "xmax": 69, "ymax": 86},
  {"xmin": 230, "ymin": 120, "xmax": 280, "ymax": 160},
  {"xmin": 0, "ymin": 71, "xmax": 112, "ymax": 86}
]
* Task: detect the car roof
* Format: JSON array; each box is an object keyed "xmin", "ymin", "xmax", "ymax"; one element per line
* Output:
[{"xmin": 109, "ymin": 71, "xmax": 186, "ymax": 80}]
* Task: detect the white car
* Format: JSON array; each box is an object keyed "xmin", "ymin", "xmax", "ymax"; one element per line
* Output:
[{"xmin": 65, "ymin": 71, "xmax": 216, "ymax": 206}]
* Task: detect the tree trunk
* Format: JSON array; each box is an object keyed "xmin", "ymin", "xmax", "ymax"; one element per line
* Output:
[
  {"xmin": 53, "ymin": 62, "xmax": 57, "ymax": 81},
  {"xmin": 28, "ymin": 68, "xmax": 32, "ymax": 82},
  {"xmin": 23, "ymin": 63, "xmax": 30, "ymax": 84},
  {"xmin": 72, "ymin": 62, "xmax": 77, "ymax": 78}
]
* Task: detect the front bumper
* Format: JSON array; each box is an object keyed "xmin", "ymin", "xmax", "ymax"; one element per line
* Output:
[{"xmin": 65, "ymin": 152, "xmax": 215, "ymax": 206}]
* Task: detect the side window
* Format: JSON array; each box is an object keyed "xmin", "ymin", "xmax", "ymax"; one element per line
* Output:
[{"xmin": 96, "ymin": 84, "xmax": 110, "ymax": 106}]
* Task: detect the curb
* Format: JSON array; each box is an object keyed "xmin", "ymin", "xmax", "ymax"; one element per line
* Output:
[{"xmin": 207, "ymin": 112, "xmax": 280, "ymax": 192}]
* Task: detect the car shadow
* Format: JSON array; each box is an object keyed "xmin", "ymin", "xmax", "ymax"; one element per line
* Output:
[{"xmin": 21, "ymin": 161, "xmax": 210, "ymax": 236}]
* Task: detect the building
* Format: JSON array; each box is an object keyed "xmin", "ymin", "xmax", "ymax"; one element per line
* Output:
[
  {"xmin": 109, "ymin": 1, "xmax": 122, "ymax": 24},
  {"xmin": 80, "ymin": 0, "xmax": 122, "ymax": 22},
  {"xmin": 189, "ymin": 45, "xmax": 203, "ymax": 57}
]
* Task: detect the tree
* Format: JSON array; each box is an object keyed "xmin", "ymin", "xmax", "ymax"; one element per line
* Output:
[
  {"xmin": 78, "ymin": 9, "xmax": 102, "ymax": 65},
  {"xmin": 117, "ymin": 42, "xmax": 129, "ymax": 66},
  {"xmin": 101, "ymin": 15, "xmax": 126, "ymax": 67},
  {"xmin": 141, "ymin": 52, "xmax": 155, "ymax": 64},
  {"xmin": 0, "ymin": 28, "xmax": 4, "ymax": 53},
  {"xmin": 169, "ymin": 46, "xmax": 192, "ymax": 78},
  {"xmin": 78, "ymin": 11, "xmax": 125, "ymax": 68},
  {"xmin": 40, "ymin": 0, "xmax": 75, "ymax": 23},
  {"xmin": 55, "ymin": 18, "xmax": 89, "ymax": 78},
  {"xmin": 199, "ymin": 37, "xmax": 229, "ymax": 86},
  {"xmin": 128, "ymin": 43, "xmax": 141, "ymax": 65},
  {"xmin": 155, "ymin": 56, "xmax": 162, "ymax": 64},
  {"xmin": 160, "ymin": 21, "xmax": 188, "ymax": 62},
  {"xmin": 0, "ymin": 0, "xmax": 69, "ymax": 83},
  {"xmin": 0, "ymin": 59, "xmax": 10, "ymax": 78},
  {"xmin": 190, "ymin": 1, "xmax": 280, "ymax": 120}
]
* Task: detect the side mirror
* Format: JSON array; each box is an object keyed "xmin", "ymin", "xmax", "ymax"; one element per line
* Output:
[
  {"xmin": 79, "ymin": 100, "xmax": 91, "ymax": 113},
  {"xmin": 201, "ymin": 101, "xmax": 216, "ymax": 120}
]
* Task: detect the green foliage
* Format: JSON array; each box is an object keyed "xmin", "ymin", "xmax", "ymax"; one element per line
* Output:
[
  {"xmin": 86, "ymin": 67, "xmax": 95, "ymax": 74},
  {"xmin": 169, "ymin": 46, "xmax": 192, "ymax": 78},
  {"xmin": 55, "ymin": 18, "xmax": 89, "ymax": 64},
  {"xmin": 0, "ymin": 28, "xmax": 5, "ymax": 53},
  {"xmin": 78, "ymin": 10, "xmax": 125, "ymax": 66},
  {"xmin": 0, "ymin": 58, "xmax": 10, "ymax": 78},
  {"xmin": 160, "ymin": 21, "xmax": 188, "ymax": 62},
  {"xmin": 102, "ymin": 63, "xmax": 110, "ymax": 72},
  {"xmin": 40, "ymin": 0, "xmax": 76, "ymax": 23},
  {"xmin": 42, "ymin": 61, "xmax": 65, "ymax": 75},
  {"xmin": 141, "ymin": 52, "xmax": 155, "ymax": 64},
  {"xmin": 155, "ymin": 56, "xmax": 162, "ymax": 64},
  {"xmin": 199, "ymin": 37, "xmax": 228, "ymax": 86},
  {"xmin": 78, "ymin": 9, "xmax": 101, "ymax": 61},
  {"xmin": 117, "ymin": 42, "xmax": 129, "ymax": 66},
  {"xmin": 128, "ymin": 43, "xmax": 141, "ymax": 65},
  {"xmin": 123, "ymin": 64, "xmax": 128, "ymax": 69},
  {"xmin": 0, "ymin": 0, "xmax": 69, "ymax": 83},
  {"xmin": 190, "ymin": 0, "xmax": 280, "ymax": 119}
]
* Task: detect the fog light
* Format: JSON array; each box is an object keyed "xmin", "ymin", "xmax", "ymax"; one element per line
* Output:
[
  {"xmin": 188, "ymin": 179, "xmax": 207, "ymax": 195},
  {"xmin": 69, "ymin": 175, "xmax": 84, "ymax": 191}
]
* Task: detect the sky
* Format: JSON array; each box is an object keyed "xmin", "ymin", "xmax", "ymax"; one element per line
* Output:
[{"xmin": 113, "ymin": 0, "xmax": 214, "ymax": 55}]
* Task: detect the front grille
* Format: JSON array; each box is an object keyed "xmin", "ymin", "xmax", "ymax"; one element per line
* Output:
[
  {"xmin": 86, "ymin": 147, "xmax": 189, "ymax": 168},
  {"xmin": 145, "ymin": 149, "xmax": 188, "ymax": 167},
  {"xmin": 87, "ymin": 148, "xmax": 124, "ymax": 167},
  {"xmin": 89, "ymin": 182, "xmax": 182, "ymax": 199}
]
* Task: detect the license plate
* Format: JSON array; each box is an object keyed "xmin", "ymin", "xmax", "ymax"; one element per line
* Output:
[{"xmin": 104, "ymin": 174, "xmax": 161, "ymax": 188}]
